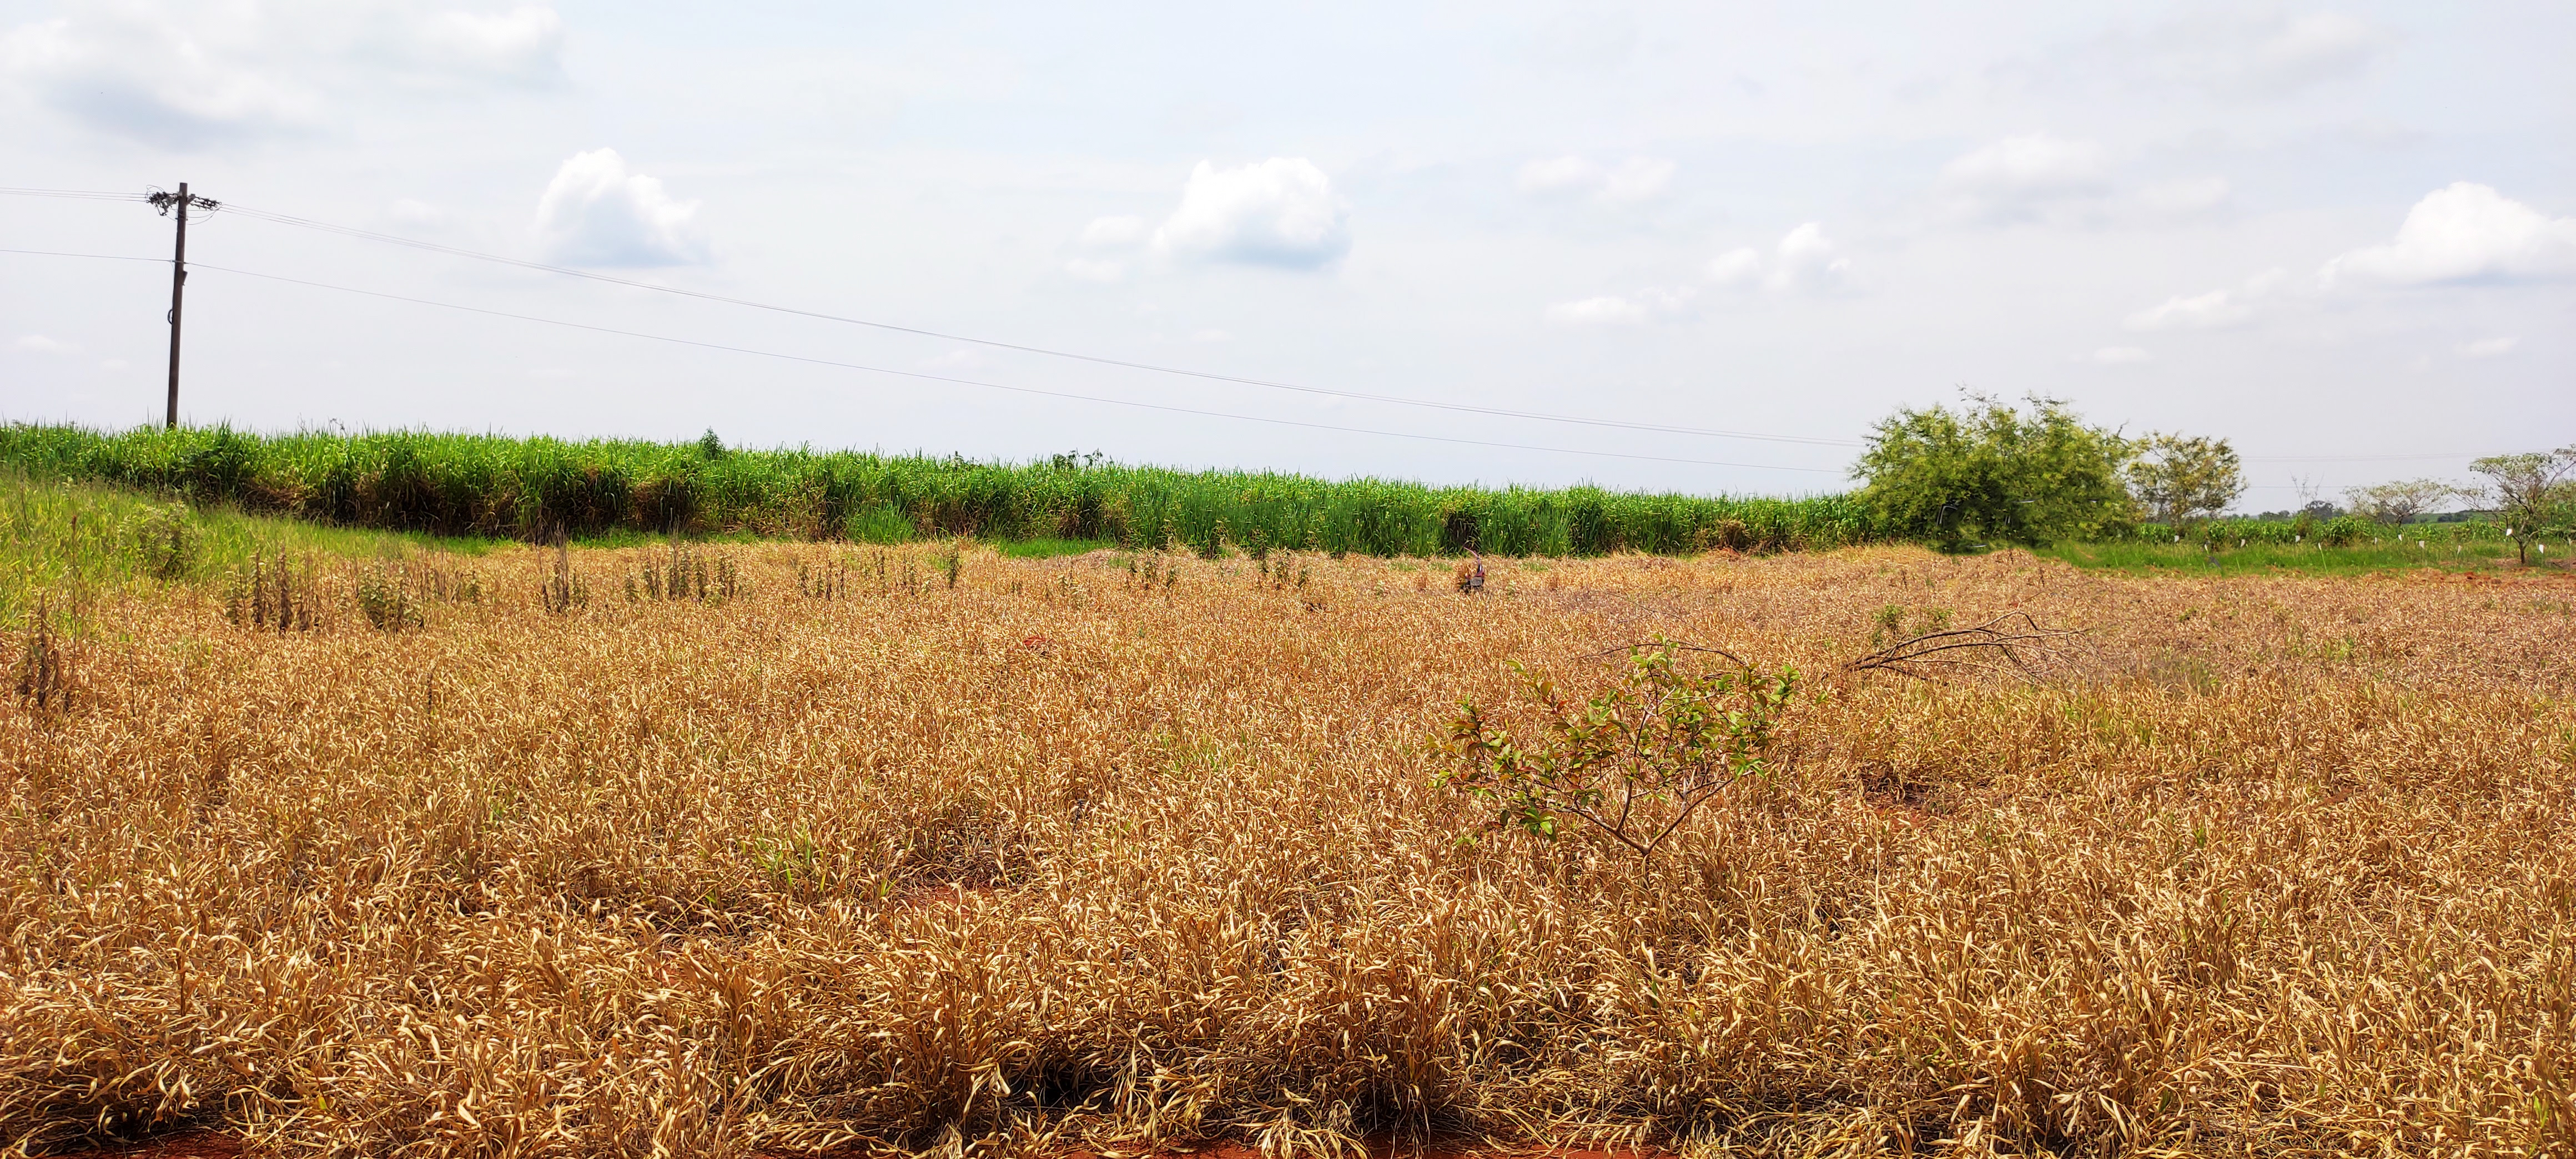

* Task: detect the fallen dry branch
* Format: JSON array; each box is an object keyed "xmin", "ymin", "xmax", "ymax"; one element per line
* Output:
[{"xmin": 1843, "ymin": 610, "xmax": 2084, "ymax": 682}]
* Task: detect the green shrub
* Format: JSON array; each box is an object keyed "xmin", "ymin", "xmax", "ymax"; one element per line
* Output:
[
  {"xmin": 1853, "ymin": 394, "xmax": 2136, "ymax": 550},
  {"xmin": 1440, "ymin": 639, "xmax": 1799, "ymax": 864},
  {"xmin": 2316, "ymin": 515, "xmax": 2373, "ymax": 548},
  {"xmin": 126, "ymin": 503, "xmax": 202, "ymax": 581},
  {"xmin": 355, "ymin": 564, "xmax": 424, "ymax": 632}
]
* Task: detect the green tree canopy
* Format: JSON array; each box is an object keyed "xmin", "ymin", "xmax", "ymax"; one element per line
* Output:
[
  {"xmin": 2126, "ymin": 434, "xmax": 2244, "ymax": 530},
  {"xmin": 2469, "ymin": 447, "xmax": 2576, "ymax": 563},
  {"xmin": 1854, "ymin": 394, "xmax": 2136, "ymax": 549},
  {"xmin": 2343, "ymin": 478, "xmax": 2461, "ymax": 525}
]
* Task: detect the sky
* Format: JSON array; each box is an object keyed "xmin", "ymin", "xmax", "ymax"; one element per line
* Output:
[{"xmin": 2, "ymin": 1, "xmax": 2570, "ymax": 505}]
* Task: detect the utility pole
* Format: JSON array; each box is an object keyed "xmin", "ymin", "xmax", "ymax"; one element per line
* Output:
[{"xmin": 148, "ymin": 183, "xmax": 218, "ymax": 430}]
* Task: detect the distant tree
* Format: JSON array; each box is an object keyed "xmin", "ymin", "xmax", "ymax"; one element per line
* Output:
[
  {"xmin": 2469, "ymin": 447, "xmax": 2576, "ymax": 564},
  {"xmin": 1854, "ymin": 394, "xmax": 2136, "ymax": 550},
  {"xmin": 2125, "ymin": 434, "xmax": 2243, "ymax": 530},
  {"xmin": 2343, "ymin": 478, "xmax": 2460, "ymax": 525}
]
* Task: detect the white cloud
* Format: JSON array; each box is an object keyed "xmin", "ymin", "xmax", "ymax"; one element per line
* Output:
[
  {"xmin": 1518, "ymin": 155, "xmax": 1673, "ymax": 204},
  {"xmin": 1518, "ymin": 156, "xmax": 1601, "ymax": 194},
  {"xmin": 0, "ymin": 2, "xmax": 563, "ymax": 145},
  {"xmin": 1079, "ymin": 215, "xmax": 1149, "ymax": 248},
  {"xmin": 413, "ymin": 6, "xmax": 563, "ymax": 77},
  {"xmin": 14, "ymin": 334, "xmax": 74, "ymax": 354},
  {"xmin": 99, "ymin": 357, "xmax": 129, "ymax": 371},
  {"xmin": 3, "ymin": 9, "xmax": 318, "ymax": 143},
  {"xmin": 1545, "ymin": 286, "xmax": 1694, "ymax": 327},
  {"xmin": 1598, "ymin": 157, "xmax": 1674, "ymax": 203},
  {"xmin": 1769, "ymin": 223, "xmax": 1853, "ymax": 293},
  {"xmin": 1525, "ymin": 7, "xmax": 1639, "ymax": 75},
  {"xmin": 1707, "ymin": 223, "xmax": 1854, "ymax": 295},
  {"xmin": 2067, "ymin": 11, "xmax": 2391, "ymax": 100},
  {"xmin": 1546, "ymin": 296, "xmax": 1644, "ymax": 326},
  {"xmin": 2125, "ymin": 288, "xmax": 2247, "ymax": 331},
  {"xmin": 1064, "ymin": 214, "xmax": 1151, "ymax": 281},
  {"xmin": 1063, "ymin": 259, "xmax": 1127, "ymax": 283},
  {"xmin": 1153, "ymin": 158, "xmax": 1350, "ymax": 269},
  {"xmin": 2085, "ymin": 346, "xmax": 2151, "ymax": 365},
  {"xmin": 1935, "ymin": 134, "xmax": 2112, "ymax": 223},
  {"xmin": 2457, "ymin": 336, "xmax": 2518, "ymax": 359},
  {"xmin": 2321, "ymin": 183, "xmax": 2576, "ymax": 286},
  {"xmin": 1705, "ymin": 247, "xmax": 1763, "ymax": 289},
  {"xmin": 2139, "ymin": 176, "xmax": 2231, "ymax": 217},
  {"xmin": 2245, "ymin": 12, "xmax": 2386, "ymax": 94},
  {"xmin": 2125, "ymin": 267, "xmax": 2282, "ymax": 331},
  {"xmin": 534, "ymin": 149, "xmax": 710, "ymax": 267}
]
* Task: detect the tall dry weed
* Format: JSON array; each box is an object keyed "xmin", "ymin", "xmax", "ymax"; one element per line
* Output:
[{"xmin": 1, "ymin": 546, "xmax": 2570, "ymax": 1156}]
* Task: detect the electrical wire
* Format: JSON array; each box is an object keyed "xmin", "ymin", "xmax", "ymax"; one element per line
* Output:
[
  {"xmin": 177, "ymin": 205, "xmax": 2558, "ymax": 466},
  {"xmin": 195, "ymin": 200, "xmax": 1865, "ymax": 447},
  {"xmin": 0, "ymin": 241, "xmax": 1847, "ymax": 472},
  {"xmin": 0, "ymin": 208, "xmax": 2540, "ymax": 470},
  {"xmin": 0, "ymin": 187, "xmax": 149, "ymax": 202},
  {"xmin": 2251, "ymin": 452, "xmax": 2499, "ymax": 462},
  {"xmin": 0, "ymin": 239, "xmax": 1841, "ymax": 470},
  {"xmin": 0, "ymin": 246, "xmax": 165, "ymax": 263},
  {"xmin": 167, "ymin": 260, "xmax": 1845, "ymax": 473}
]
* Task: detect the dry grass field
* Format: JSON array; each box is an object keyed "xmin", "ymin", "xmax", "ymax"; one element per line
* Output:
[{"xmin": 4, "ymin": 541, "xmax": 2574, "ymax": 1157}]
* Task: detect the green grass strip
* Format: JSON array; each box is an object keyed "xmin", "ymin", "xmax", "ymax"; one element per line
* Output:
[
  {"xmin": 2033, "ymin": 540, "xmax": 2535, "ymax": 577},
  {"xmin": 0, "ymin": 467, "xmax": 490, "ymax": 627}
]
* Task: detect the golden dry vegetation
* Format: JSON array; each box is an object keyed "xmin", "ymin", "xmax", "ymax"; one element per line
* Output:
[{"xmin": 4, "ymin": 542, "xmax": 2574, "ymax": 1157}]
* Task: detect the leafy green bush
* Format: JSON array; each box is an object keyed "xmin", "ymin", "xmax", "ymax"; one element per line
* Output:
[
  {"xmin": 355, "ymin": 564, "xmax": 424, "ymax": 632},
  {"xmin": 2125, "ymin": 434, "xmax": 2243, "ymax": 530},
  {"xmin": 1440, "ymin": 639, "xmax": 1798, "ymax": 864},
  {"xmin": 125, "ymin": 503, "xmax": 202, "ymax": 581},
  {"xmin": 1853, "ymin": 395, "xmax": 2135, "ymax": 550},
  {"xmin": 2471, "ymin": 447, "xmax": 2576, "ymax": 563},
  {"xmin": 2315, "ymin": 515, "xmax": 2373, "ymax": 548}
]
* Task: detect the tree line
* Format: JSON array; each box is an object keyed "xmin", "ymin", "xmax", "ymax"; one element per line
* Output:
[{"xmin": 1853, "ymin": 394, "xmax": 2575, "ymax": 560}]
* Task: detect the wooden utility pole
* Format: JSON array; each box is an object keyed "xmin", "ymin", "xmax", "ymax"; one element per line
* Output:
[{"xmin": 148, "ymin": 183, "xmax": 218, "ymax": 430}]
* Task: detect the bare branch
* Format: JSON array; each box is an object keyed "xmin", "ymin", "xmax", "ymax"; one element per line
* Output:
[
  {"xmin": 1845, "ymin": 611, "xmax": 2082, "ymax": 683},
  {"xmin": 1641, "ymin": 782, "xmax": 1728, "ymax": 858}
]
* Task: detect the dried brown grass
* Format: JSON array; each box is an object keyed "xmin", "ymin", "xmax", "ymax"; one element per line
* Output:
[{"xmin": 3, "ymin": 545, "xmax": 2573, "ymax": 1157}]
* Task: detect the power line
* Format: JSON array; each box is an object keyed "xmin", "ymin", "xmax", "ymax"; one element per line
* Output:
[
  {"xmin": 0, "ymin": 191, "xmax": 1855, "ymax": 457},
  {"xmin": 0, "ymin": 244, "xmax": 1840, "ymax": 471},
  {"xmin": 172, "ymin": 260, "xmax": 1845, "ymax": 474},
  {"xmin": 0, "ymin": 187, "xmax": 150, "ymax": 202},
  {"xmin": 155, "ymin": 206, "xmax": 2569, "ymax": 465},
  {"xmin": 195, "ymin": 199, "xmax": 1866, "ymax": 448},
  {"xmin": 2249, "ymin": 452, "xmax": 2491, "ymax": 463},
  {"xmin": 0, "ymin": 246, "xmax": 165, "ymax": 263},
  {"xmin": 0, "ymin": 234, "xmax": 2542, "ymax": 469}
]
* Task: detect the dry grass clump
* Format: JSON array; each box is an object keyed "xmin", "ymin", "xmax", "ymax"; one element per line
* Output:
[{"xmin": 3, "ymin": 544, "xmax": 2573, "ymax": 1157}]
